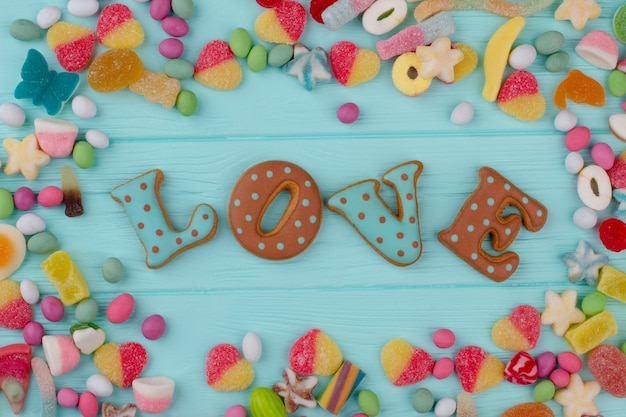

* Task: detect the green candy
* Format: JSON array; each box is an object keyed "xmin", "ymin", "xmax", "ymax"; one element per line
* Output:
[
  {"xmin": 172, "ymin": 0, "xmax": 194, "ymax": 19},
  {"xmin": 533, "ymin": 380, "xmax": 555, "ymax": 403},
  {"xmin": 412, "ymin": 388, "xmax": 434, "ymax": 413},
  {"xmin": 102, "ymin": 257, "xmax": 124, "ymax": 283},
  {"xmin": 27, "ymin": 232, "xmax": 58, "ymax": 254},
  {"xmin": 545, "ymin": 51, "xmax": 569, "ymax": 73},
  {"xmin": 268, "ymin": 44, "xmax": 294, "ymax": 67},
  {"xmin": 0, "ymin": 188, "xmax": 14, "ymax": 219},
  {"xmin": 10, "ymin": 19, "xmax": 40, "ymax": 41},
  {"xmin": 176, "ymin": 90, "xmax": 198, "ymax": 117},
  {"xmin": 248, "ymin": 44, "xmax": 268, "ymax": 73},
  {"xmin": 73, "ymin": 141, "xmax": 95, "ymax": 169},
  {"xmin": 164, "ymin": 58, "xmax": 195, "ymax": 80},
  {"xmin": 534, "ymin": 31, "xmax": 564, "ymax": 56},
  {"xmin": 608, "ymin": 70, "xmax": 626, "ymax": 97},
  {"xmin": 229, "ymin": 28, "xmax": 252, "ymax": 58},
  {"xmin": 582, "ymin": 291, "xmax": 607, "ymax": 316},
  {"xmin": 614, "ymin": 4, "xmax": 626, "ymax": 43},
  {"xmin": 622, "ymin": 340, "xmax": 626, "ymax": 355},
  {"xmin": 358, "ymin": 390, "xmax": 380, "ymax": 416},
  {"xmin": 249, "ymin": 387, "xmax": 286, "ymax": 417},
  {"xmin": 75, "ymin": 298, "xmax": 99, "ymax": 323}
]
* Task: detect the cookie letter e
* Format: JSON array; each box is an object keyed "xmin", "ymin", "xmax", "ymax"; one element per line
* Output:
[
  {"xmin": 438, "ymin": 167, "xmax": 547, "ymax": 282},
  {"xmin": 111, "ymin": 169, "xmax": 218, "ymax": 269}
]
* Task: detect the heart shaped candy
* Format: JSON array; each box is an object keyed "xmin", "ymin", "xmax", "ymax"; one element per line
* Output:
[
  {"xmin": 97, "ymin": 4, "xmax": 144, "ymax": 49},
  {"xmin": 194, "ymin": 40, "xmax": 242, "ymax": 91},
  {"xmin": 94, "ymin": 342, "xmax": 148, "ymax": 388},
  {"xmin": 497, "ymin": 70, "xmax": 546, "ymax": 122},
  {"xmin": 455, "ymin": 345, "xmax": 504, "ymax": 393},
  {"xmin": 0, "ymin": 279, "xmax": 32, "ymax": 330},
  {"xmin": 330, "ymin": 41, "xmax": 380, "ymax": 87},
  {"xmin": 206, "ymin": 344, "xmax": 254, "ymax": 391},
  {"xmin": 47, "ymin": 22, "xmax": 95, "ymax": 72},
  {"xmin": 255, "ymin": 1, "xmax": 306, "ymax": 44},
  {"xmin": 289, "ymin": 328, "xmax": 342, "ymax": 376},
  {"xmin": 492, "ymin": 304, "xmax": 541, "ymax": 351},
  {"xmin": 380, "ymin": 339, "xmax": 433, "ymax": 386}
]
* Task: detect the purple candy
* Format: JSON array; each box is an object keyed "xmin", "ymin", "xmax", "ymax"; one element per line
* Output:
[
  {"xmin": 150, "ymin": 0, "xmax": 172, "ymax": 20},
  {"xmin": 535, "ymin": 351, "xmax": 556, "ymax": 378},
  {"xmin": 23, "ymin": 321, "xmax": 45, "ymax": 345},
  {"xmin": 14, "ymin": 187, "xmax": 35, "ymax": 211},
  {"xmin": 142, "ymin": 314, "xmax": 166, "ymax": 340},
  {"xmin": 162, "ymin": 16, "xmax": 189, "ymax": 37},
  {"xmin": 41, "ymin": 295, "xmax": 64, "ymax": 322},
  {"xmin": 337, "ymin": 102, "xmax": 360, "ymax": 124},
  {"xmin": 159, "ymin": 38, "xmax": 184, "ymax": 59}
]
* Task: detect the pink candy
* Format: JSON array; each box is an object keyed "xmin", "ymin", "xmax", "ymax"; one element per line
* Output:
[
  {"xmin": 550, "ymin": 368, "xmax": 570, "ymax": 387},
  {"xmin": 14, "ymin": 187, "xmax": 35, "ymax": 211},
  {"xmin": 504, "ymin": 351, "xmax": 537, "ymax": 385},
  {"xmin": 535, "ymin": 351, "xmax": 556, "ymax": 378},
  {"xmin": 78, "ymin": 392, "xmax": 98, "ymax": 417},
  {"xmin": 433, "ymin": 357, "xmax": 454, "ymax": 379},
  {"xmin": 106, "ymin": 293, "xmax": 134, "ymax": 324},
  {"xmin": 337, "ymin": 102, "xmax": 359, "ymax": 124},
  {"xmin": 564, "ymin": 126, "xmax": 591, "ymax": 151},
  {"xmin": 162, "ymin": 16, "xmax": 189, "ymax": 37},
  {"xmin": 142, "ymin": 314, "xmax": 166, "ymax": 340},
  {"xmin": 23, "ymin": 321, "xmax": 45, "ymax": 345},
  {"xmin": 557, "ymin": 351, "xmax": 582, "ymax": 373},
  {"xmin": 591, "ymin": 142, "xmax": 614, "ymax": 170},
  {"xmin": 150, "ymin": 0, "xmax": 172, "ymax": 20},
  {"xmin": 57, "ymin": 387, "xmax": 79, "ymax": 408},
  {"xmin": 433, "ymin": 328, "xmax": 455, "ymax": 348},
  {"xmin": 38, "ymin": 186, "xmax": 64, "ymax": 208},
  {"xmin": 41, "ymin": 296, "xmax": 64, "ymax": 322},
  {"xmin": 159, "ymin": 38, "xmax": 184, "ymax": 59}
]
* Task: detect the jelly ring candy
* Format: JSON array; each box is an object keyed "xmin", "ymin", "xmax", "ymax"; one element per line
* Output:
[{"xmin": 391, "ymin": 53, "xmax": 432, "ymax": 96}]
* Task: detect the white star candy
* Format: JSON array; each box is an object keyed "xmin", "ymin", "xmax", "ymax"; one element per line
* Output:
[
  {"xmin": 540, "ymin": 289, "xmax": 585, "ymax": 336},
  {"xmin": 415, "ymin": 37, "xmax": 464, "ymax": 83}
]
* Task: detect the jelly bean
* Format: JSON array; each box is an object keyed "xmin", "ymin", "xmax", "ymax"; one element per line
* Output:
[
  {"xmin": 545, "ymin": 51, "xmax": 569, "ymax": 72},
  {"xmin": 535, "ymin": 351, "xmax": 556, "ymax": 378},
  {"xmin": 73, "ymin": 141, "xmax": 95, "ymax": 169},
  {"xmin": 159, "ymin": 38, "xmax": 184, "ymax": 59},
  {"xmin": 573, "ymin": 206, "xmax": 597, "ymax": 229},
  {"xmin": 41, "ymin": 296, "xmax": 64, "ymax": 322},
  {"xmin": 337, "ymin": 102, "xmax": 360, "ymax": 124},
  {"xmin": 357, "ymin": 389, "xmax": 379, "ymax": 416},
  {"xmin": 242, "ymin": 331, "xmax": 262, "ymax": 362},
  {"xmin": 433, "ymin": 328, "xmax": 455, "ymax": 348},
  {"xmin": 23, "ymin": 321, "xmax": 45, "ymax": 345},
  {"xmin": 142, "ymin": 314, "xmax": 166, "ymax": 340},
  {"xmin": 615, "ymin": 4, "xmax": 626, "ymax": 43},
  {"xmin": 27, "ymin": 232, "xmax": 58, "ymax": 254},
  {"xmin": 608, "ymin": 70, "xmax": 626, "ymax": 97},
  {"xmin": 581, "ymin": 291, "xmax": 606, "ymax": 316},
  {"xmin": 450, "ymin": 102, "xmax": 474, "ymax": 125},
  {"xmin": 106, "ymin": 293, "xmax": 134, "ymax": 324},
  {"xmin": 16, "ymin": 213, "xmax": 45, "ymax": 235},
  {"xmin": 37, "ymin": 6, "xmax": 61, "ymax": 29},
  {"xmin": 150, "ymin": 0, "xmax": 172, "ymax": 20},
  {"xmin": 268, "ymin": 44, "xmax": 294, "ymax": 67},
  {"xmin": 88, "ymin": 49, "xmax": 144, "ymax": 93},
  {"xmin": 102, "ymin": 257, "xmax": 124, "ymax": 283},
  {"xmin": 412, "ymin": 387, "xmax": 434, "ymax": 412},
  {"xmin": 78, "ymin": 392, "xmax": 99, "ymax": 417},
  {"xmin": 86, "ymin": 374, "xmax": 114, "ymax": 397},
  {"xmin": 224, "ymin": 405, "xmax": 247, "ymax": 417},
  {"xmin": 68, "ymin": 0, "xmax": 99, "ymax": 17},
  {"xmin": 162, "ymin": 16, "xmax": 189, "ymax": 37},
  {"xmin": 57, "ymin": 387, "xmax": 79, "ymax": 407},
  {"xmin": 558, "ymin": 351, "xmax": 582, "ymax": 373},
  {"xmin": 248, "ymin": 44, "xmax": 268, "ymax": 72},
  {"xmin": 577, "ymin": 165, "xmax": 612, "ymax": 211},
  {"xmin": 176, "ymin": 90, "xmax": 198, "ymax": 116},
  {"xmin": 75, "ymin": 298, "xmax": 99, "ymax": 323},
  {"xmin": 554, "ymin": 109, "xmax": 577, "ymax": 132},
  {"xmin": 0, "ymin": 103, "xmax": 26, "ymax": 127},
  {"xmin": 550, "ymin": 368, "xmax": 570, "ymax": 387},
  {"xmin": 42, "ymin": 250, "xmax": 90, "ymax": 305},
  {"xmin": 534, "ymin": 31, "xmax": 564, "ymax": 55},
  {"xmin": 14, "ymin": 187, "xmax": 35, "ymax": 211},
  {"xmin": 85, "ymin": 129, "xmax": 110, "ymax": 149},
  {"xmin": 229, "ymin": 28, "xmax": 252, "ymax": 58},
  {"xmin": 508, "ymin": 44, "xmax": 536, "ymax": 70},
  {"xmin": 434, "ymin": 397, "xmax": 456, "ymax": 417},
  {"xmin": 10, "ymin": 19, "xmax": 40, "ymax": 41},
  {"xmin": 38, "ymin": 186, "xmax": 64, "ymax": 208},
  {"xmin": 533, "ymin": 379, "xmax": 555, "ymax": 403},
  {"xmin": 433, "ymin": 357, "xmax": 455, "ymax": 379},
  {"xmin": 564, "ymin": 310, "xmax": 617, "ymax": 354},
  {"xmin": 20, "ymin": 279, "xmax": 40, "ymax": 304},
  {"xmin": 591, "ymin": 142, "xmax": 614, "ymax": 170},
  {"xmin": 172, "ymin": 0, "xmax": 195, "ymax": 19},
  {"xmin": 362, "ymin": 0, "xmax": 407, "ymax": 35},
  {"xmin": 132, "ymin": 376, "xmax": 175, "ymax": 413},
  {"xmin": 164, "ymin": 58, "xmax": 195, "ymax": 80},
  {"xmin": 71, "ymin": 95, "xmax": 97, "ymax": 119},
  {"xmin": 565, "ymin": 152, "xmax": 584, "ymax": 174},
  {"xmin": 0, "ymin": 188, "xmax": 14, "ymax": 219}
]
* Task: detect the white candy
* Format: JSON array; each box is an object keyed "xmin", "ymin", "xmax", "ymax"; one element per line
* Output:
[
  {"xmin": 450, "ymin": 102, "xmax": 474, "ymax": 125},
  {"xmin": 73, "ymin": 326, "xmax": 106, "ymax": 355},
  {"xmin": 577, "ymin": 165, "xmax": 612, "ymax": 211},
  {"xmin": 86, "ymin": 374, "xmax": 114, "ymax": 397},
  {"xmin": 554, "ymin": 109, "xmax": 578, "ymax": 132},
  {"xmin": 508, "ymin": 44, "xmax": 537, "ymax": 70},
  {"xmin": 20, "ymin": 279, "xmax": 40, "ymax": 305},
  {"xmin": 0, "ymin": 103, "xmax": 26, "ymax": 128},
  {"xmin": 565, "ymin": 152, "xmax": 584, "ymax": 174},
  {"xmin": 16, "ymin": 213, "xmax": 46, "ymax": 236},
  {"xmin": 434, "ymin": 397, "xmax": 456, "ymax": 417},
  {"xmin": 362, "ymin": 0, "xmax": 408, "ymax": 35},
  {"xmin": 37, "ymin": 6, "xmax": 61, "ymax": 29},
  {"xmin": 242, "ymin": 331, "xmax": 262, "ymax": 362},
  {"xmin": 573, "ymin": 206, "xmax": 598, "ymax": 229},
  {"xmin": 85, "ymin": 129, "xmax": 110, "ymax": 149},
  {"xmin": 67, "ymin": 0, "xmax": 99, "ymax": 17},
  {"xmin": 71, "ymin": 95, "xmax": 97, "ymax": 119}
]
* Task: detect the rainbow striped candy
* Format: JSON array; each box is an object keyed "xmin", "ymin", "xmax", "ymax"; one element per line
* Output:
[{"xmin": 317, "ymin": 360, "xmax": 365, "ymax": 415}]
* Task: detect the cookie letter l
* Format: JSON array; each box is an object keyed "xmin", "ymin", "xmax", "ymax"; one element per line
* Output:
[
  {"xmin": 111, "ymin": 169, "xmax": 218, "ymax": 269},
  {"xmin": 327, "ymin": 161, "xmax": 423, "ymax": 266},
  {"xmin": 438, "ymin": 167, "xmax": 547, "ymax": 282}
]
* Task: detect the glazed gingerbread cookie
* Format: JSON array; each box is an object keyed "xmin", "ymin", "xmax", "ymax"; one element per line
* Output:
[
  {"xmin": 228, "ymin": 161, "xmax": 323, "ymax": 260},
  {"xmin": 327, "ymin": 161, "xmax": 423, "ymax": 266},
  {"xmin": 438, "ymin": 167, "xmax": 547, "ymax": 282},
  {"xmin": 111, "ymin": 169, "xmax": 218, "ymax": 269}
]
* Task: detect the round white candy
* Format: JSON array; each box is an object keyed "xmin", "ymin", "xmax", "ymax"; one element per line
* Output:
[
  {"xmin": 86, "ymin": 374, "xmax": 114, "ymax": 397},
  {"xmin": 0, "ymin": 103, "xmax": 26, "ymax": 128},
  {"xmin": 362, "ymin": 0, "xmax": 408, "ymax": 35},
  {"xmin": 577, "ymin": 165, "xmax": 612, "ymax": 211},
  {"xmin": 20, "ymin": 279, "xmax": 40, "ymax": 305},
  {"xmin": 36, "ymin": 6, "xmax": 61, "ymax": 29},
  {"xmin": 573, "ymin": 207, "xmax": 598, "ymax": 229},
  {"xmin": 72, "ymin": 95, "xmax": 97, "ymax": 119},
  {"xmin": 67, "ymin": 0, "xmax": 99, "ymax": 17},
  {"xmin": 434, "ymin": 397, "xmax": 456, "ymax": 417},
  {"xmin": 242, "ymin": 331, "xmax": 262, "ymax": 363},
  {"xmin": 565, "ymin": 152, "xmax": 584, "ymax": 174},
  {"xmin": 508, "ymin": 44, "xmax": 537, "ymax": 70},
  {"xmin": 554, "ymin": 109, "xmax": 577, "ymax": 132},
  {"xmin": 16, "ymin": 213, "xmax": 46, "ymax": 236},
  {"xmin": 85, "ymin": 129, "xmax": 110, "ymax": 149},
  {"xmin": 450, "ymin": 102, "xmax": 474, "ymax": 125}
]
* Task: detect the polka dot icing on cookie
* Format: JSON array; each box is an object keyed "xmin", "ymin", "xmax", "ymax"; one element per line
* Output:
[{"xmin": 229, "ymin": 161, "xmax": 323, "ymax": 260}]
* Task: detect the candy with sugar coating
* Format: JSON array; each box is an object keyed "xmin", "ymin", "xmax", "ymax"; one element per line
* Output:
[
  {"xmin": 0, "ymin": 224, "xmax": 26, "ymax": 281},
  {"xmin": 289, "ymin": 328, "xmax": 342, "ymax": 376},
  {"xmin": 0, "ymin": 279, "xmax": 32, "ymax": 329},
  {"xmin": 94, "ymin": 342, "xmax": 148, "ymax": 388},
  {"xmin": 455, "ymin": 345, "xmax": 504, "ymax": 393},
  {"xmin": 42, "ymin": 335, "xmax": 80, "ymax": 376},
  {"xmin": 47, "ymin": 22, "xmax": 95, "ymax": 72},
  {"xmin": 576, "ymin": 30, "xmax": 619, "ymax": 70},
  {"xmin": 588, "ymin": 344, "xmax": 626, "ymax": 397},
  {"xmin": 380, "ymin": 339, "xmax": 434, "ymax": 385},
  {"xmin": 34, "ymin": 117, "xmax": 78, "ymax": 158},
  {"xmin": 97, "ymin": 4, "xmax": 144, "ymax": 49},
  {"xmin": 497, "ymin": 70, "xmax": 545, "ymax": 122},
  {"xmin": 492, "ymin": 304, "xmax": 541, "ymax": 351},
  {"xmin": 195, "ymin": 40, "xmax": 242, "ymax": 90},
  {"xmin": 88, "ymin": 49, "xmax": 144, "ymax": 93},
  {"xmin": 321, "ymin": 0, "xmax": 375, "ymax": 31},
  {"xmin": 456, "ymin": 392, "xmax": 477, "ymax": 417},
  {"xmin": 129, "ymin": 70, "xmax": 181, "ymax": 108},
  {"xmin": 501, "ymin": 402, "xmax": 554, "ymax": 417},
  {"xmin": 453, "ymin": 43, "xmax": 478, "ymax": 82},
  {"xmin": 598, "ymin": 265, "xmax": 626, "ymax": 302},
  {"xmin": 3, "ymin": 135, "xmax": 50, "ymax": 181},
  {"xmin": 133, "ymin": 376, "xmax": 175, "ymax": 413},
  {"xmin": 255, "ymin": 1, "xmax": 306, "ymax": 44},
  {"xmin": 41, "ymin": 250, "xmax": 90, "ymax": 305},
  {"xmin": 564, "ymin": 310, "xmax": 618, "ymax": 354},
  {"xmin": 554, "ymin": 0, "xmax": 601, "ymax": 30},
  {"xmin": 329, "ymin": 41, "xmax": 380, "ymax": 87},
  {"xmin": 206, "ymin": 344, "xmax": 254, "ymax": 391},
  {"xmin": 0, "ymin": 344, "xmax": 32, "ymax": 414}
]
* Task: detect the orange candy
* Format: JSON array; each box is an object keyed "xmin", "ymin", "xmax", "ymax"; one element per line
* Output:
[
  {"xmin": 554, "ymin": 69, "xmax": 605, "ymax": 110},
  {"xmin": 88, "ymin": 49, "xmax": 144, "ymax": 93},
  {"xmin": 501, "ymin": 402, "xmax": 554, "ymax": 417},
  {"xmin": 129, "ymin": 70, "xmax": 181, "ymax": 108},
  {"xmin": 0, "ymin": 224, "xmax": 26, "ymax": 280}
]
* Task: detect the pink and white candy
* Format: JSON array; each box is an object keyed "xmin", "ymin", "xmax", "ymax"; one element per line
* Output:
[
  {"xmin": 132, "ymin": 376, "xmax": 175, "ymax": 413},
  {"xmin": 504, "ymin": 351, "xmax": 537, "ymax": 385},
  {"xmin": 41, "ymin": 335, "xmax": 80, "ymax": 376}
]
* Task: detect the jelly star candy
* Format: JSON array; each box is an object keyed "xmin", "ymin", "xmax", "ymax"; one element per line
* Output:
[
  {"xmin": 554, "ymin": 0, "xmax": 601, "ymax": 30},
  {"xmin": 554, "ymin": 373, "xmax": 600, "ymax": 417},
  {"xmin": 3, "ymin": 134, "xmax": 50, "ymax": 181},
  {"xmin": 283, "ymin": 44, "xmax": 332, "ymax": 91},
  {"xmin": 562, "ymin": 240, "xmax": 608, "ymax": 285},
  {"xmin": 415, "ymin": 37, "xmax": 463, "ymax": 83},
  {"xmin": 541, "ymin": 289, "xmax": 585, "ymax": 336}
]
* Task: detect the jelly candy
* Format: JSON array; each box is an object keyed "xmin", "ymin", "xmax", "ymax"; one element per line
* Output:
[
  {"xmin": 255, "ymin": 1, "xmax": 306, "ymax": 44},
  {"xmin": 0, "ymin": 344, "xmax": 31, "ymax": 414},
  {"xmin": 283, "ymin": 44, "xmax": 332, "ymax": 91},
  {"xmin": 0, "ymin": 279, "xmax": 32, "ymax": 329},
  {"xmin": 129, "ymin": 70, "xmax": 181, "ymax": 108},
  {"xmin": 205, "ymin": 344, "xmax": 254, "ymax": 391},
  {"xmin": 492, "ymin": 305, "xmax": 541, "ymax": 351},
  {"xmin": 455, "ymin": 345, "xmax": 504, "ymax": 393},
  {"xmin": 540, "ymin": 289, "xmax": 585, "ymax": 337},
  {"xmin": 329, "ymin": 41, "xmax": 380, "ymax": 87},
  {"xmin": 380, "ymin": 339, "xmax": 433, "ymax": 386},
  {"xmin": 97, "ymin": 4, "xmax": 144, "ymax": 49},
  {"xmin": 598, "ymin": 265, "xmax": 626, "ymax": 303},
  {"xmin": 554, "ymin": 373, "xmax": 600, "ymax": 417},
  {"xmin": 500, "ymin": 402, "xmax": 554, "ymax": 417},
  {"xmin": 288, "ymin": 328, "xmax": 342, "ymax": 376},
  {"xmin": 415, "ymin": 37, "xmax": 464, "ymax": 83},
  {"xmin": 34, "ymin": 117, "xmax": 78, "ymax": 158},
  {"xmin": 564, "ymin": 310, "xmax": 618, "ymax": 354},
  {"xmin": 94, "ymin": 342, "xmax": 148, "ymax": 388},
  {"xmin": 41, "ymin": 250, "xmax": 90, "ymax": 305},
  {"xmin": 0, "ymin": 224, "xmax": 26, "ymax": 280},
  {"xmin": 317, "ymin": 360, "xmax": 365, "ymax": 415},
  {"xmin": 61, "ymin": 166, "xmax": 84, "ymax": 217},
  {"xmin": 504, "ymin": 351, "xmax": 537, "ymax": 385},
  {"xmin": 194, "ymin": 40, "xmax": 242, "ymax": 90},
  {"xmin": 3, "ymin": 134, "xmax": 50, "ymax": 181},
  {"xmin": 588, "ymin": 344, "xmax": 626, "ymax": 397},
  {"xmin": 554, "ymin": 69, "xmax": 605, "ymax": 110},
  {"xmin": 497, "ymin": 70, "xmax": 546, "ymax": 122},
  {"xmin": 88, "ymin": 49, "xmax": 144, "ymax": 93},
  {"xmin": 47, "ymin": 22, "xmax": 95, "ymax": 72},
  {"xmin": 41, "ymin": 335, "xmax": 80, "ymax": 376}
]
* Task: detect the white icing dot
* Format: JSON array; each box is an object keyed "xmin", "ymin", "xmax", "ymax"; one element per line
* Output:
[
  {"xmin": 234, "ymin": 199, "xmax": 241, "ymax": 207},
  {"xmin": 284, "ymin": 166, "xmax": 291, "ymax": 174},
  {"xmin": 309, "ymin": 216, "xmax": 317, "ymax": 224},
  {"xmin": 451, "ymin": 234, "xmax": 458, "ymax": 242},
  {"xmin": 522, "ymin": 196, "xmax": 529, "ymax": 204},
  {"xmin": 487, "ymin": 198, "xmax": 494, "ymax": 206},
  {"xmin": 236, "ymin": 228, "xmax": 243, "ymax": 234},
  {"xmin": 297, "ymin": 237, "xmax": 305, "ymax": 244},
  {"xmin": 251, "ymin": 174, "xmax": 258, "ymax": 181},
  {"xmin": 302, "ymin": 199, "xmax": 309, "ymax": 207},
  {"xmin": 467, "ymin": 225, "xmax": 474, "ymax": 232},
  {"xmin": 537, "ymin": 209, "xmax": 543, "ymax": 217},
  {"xmin": 305, "ymin": 180, "xmax": 311, "ymax": 187},
  {"xmin": 266, "ymin": 170, "xmax": 273, "ymax": 178},
  {"xmin": 471, "ymin": 203, "xmax": 478, "ymax": 211},
  {"xmin": 471, "ymin": 253, "xmax": 478, "ymax": 260},
  {"xmin": 505, "ymin": 228, "xmax": 512, "ymax": 235},
  {"xmin": 487, "ymin": 176, "xmax": 494, "ymax": 183},
  {"xmin": 295, "ymin": 220, "xmax": 302, "ymax": 227},
  {"xmin": 506, "ymin": 264, "xmax": 513, "ymax": 271},
  {"xmin": 251, "ymin": 193, "xmax": 259, "ymax": 200},
  {"xmin": 245, "ymin": 215, "xmax": 252, "ymax": 222},
  {"xmin": 258, "ymin": 243, "xmax": 265, "ymax": 250},
  {"xmin": 487, "ymin": 266, "xmax": 495, "ymax": 273},
  {"xmin": 504, "ymin": 183, "xmax": 511, "ymax": 190},
  {"xmin": 483, "ymin": 219, "xmax": 490, "ymax": 226},
  {"xmin": 277, "ymin": 243, "xmax": 284, "ymax": 250}
]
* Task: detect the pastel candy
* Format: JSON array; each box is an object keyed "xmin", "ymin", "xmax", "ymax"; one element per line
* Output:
[
  {"xmin": 195, "ymin": 40, "xmax": 242, "ymax": 90},
  {"xmin": 588, "ymin": 344, "xmax": 626, "ymax": 397},
  {"xmin": 329, "ymin": 41, "xmax": 380, "ymax": 87},
  {"xmin": 97, "ymin": 4, "xmax": 144, "ymax": 49},
  {"xmin": 34, "ymin": 117, "xmax": 78, "ymax": 158},
  {"xmin": 88, "ymin": 49, "xmax": 144, "ymax": 93},
  {"xmin": 0, "ymin": 224, "xmax": 26, "ymax": 280},
  {"xmin": 322, "ymin": 0, "xmax": 375, "ymax": 31},
  {"xmin": 564, "ymin": 310, "xmax": 618, "ymax": 354},
  {"xmin": 71, "ymin": 323, "xmax": 106, "ymax": 355},
  {"xmin": 255, "ymin": 1, "xmax": 306, "ymax": 44},
  {"xmin": 42, "ymin": 335, "xmax": 80, "ymax": 376},
  {"xmin": 598, "ymin": 265, "xmax": 626, "ymax": 303},
  {"xmin": 317, "ymin": 360, "xmax": 365, "ymax": 415},
  {"xmin": 206, "ymin": 344, "xmax": 254, "ymax": 391},
  {"xmin": 497, "ymin": 70, "xmax": 545, "ymax": 122},
  {"xmin": 132, "ymin": 376, "xmax": 175, "ymax": 413},
  {"xmin": 492, "ymin": 304, "xmax": 541, "ymax": 351},
  {"xmin": 41, "ymin": 250, "xmax": 90, "ymax": 306},
  {"xmin": 94, "ymin": 342, "xmax": 148, "ymax": 388},
  {"xmin": 47, "ymin": 22, "xmax": 95, "ymax": 72},
  {"xmin": 380, "ymin": 339, "xmax": 433, "ymax": 386},
  {"xmin": 453, "ymin": 43, "xmax": 478, "ymax": 82},
  {"xmin": 575, "ymin": 30, "xmax": 618, "ymax": 70},
  {"xmin": 0, "ymin": 279, "xmax": 32, "ymax": 330},
  {"xmin": 309, "ymin": 0, "xmax": 339, "ymax": 23},
  {"xmin": 288, "ymin": 328, "xmax": 342, "ymax": 376},
  {"xmin": 455, "ymin": 346, "xmax": 504, "ymax": 393},
  {"xmin": 0, "ymin": 344, "xmax": 31, "ymax": 414}
]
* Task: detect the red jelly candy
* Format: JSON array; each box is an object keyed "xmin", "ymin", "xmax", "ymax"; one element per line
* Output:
[
  {"xmin": 504, "ymin": 351, "xmax": 538, "ymax": 385},
  {"xmin": 309, "ymin": 0, "xmax": 339, "ymax": 23},
  {"xmin": 588, "ymin": 344, "xmax": 626, "ymax": 397},
  {"xmin": 599, "ymin": 218, "xmax": 626, "ymax": 252}
]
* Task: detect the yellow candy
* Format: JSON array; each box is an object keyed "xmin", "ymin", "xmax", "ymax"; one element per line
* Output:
[
  {"xmin": 564, "ymin": 310, "xmax": 617, "ymax": 354},
  {"xmin": 88, "ymin": 49, "xmax": 144, "ymax": 93},
  {"xmin": 597, "ymin": 265, "xmax": 626, "ymax": 303},
  {"xmin": 0, "ymin": 224, "xmax": 26, "ymax": 280},
  {"xmin": 453, "ymin": 43, "xmax": 478, "ymax": 82},
  {"xmin": 41, "ymin": 251, "xmax": 90, "ymax": 305},
  {"xmin": 129, "ymin": 70, "xmax": 181, "ymax": 108},
  {"xmin": 482, "ymin": 16, "xmax": 525, "ymax": 102},
  {"xmin": 391, "ymin": 53, "xmax": 432, "ymax": 96}
]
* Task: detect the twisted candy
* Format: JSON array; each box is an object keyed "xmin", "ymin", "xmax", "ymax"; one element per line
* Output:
[{"xmin": 414, "ymin": 0, "xmax": 554, "ymax": 22}]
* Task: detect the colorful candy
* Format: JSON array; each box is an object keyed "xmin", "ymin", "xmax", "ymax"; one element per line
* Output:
[
  {"xmin": 61, "ymin": 165, "xmax": 85, "ymax": 217},
  {"xmin": 289, "ymin": 328, "xmax": 342, "ymax": 376},
  {"xmin": 102, "ymin": 403, "xmax": 137, "ymax": 417},
  {"xmin": 562, "ymin": 240, "xmax": 608, "ymax": 285},
  {"xmin": 34, "ymin": 117, "xmax": 78, "ymax": 158},
  {"xmin": 272, "ymin": 368, "xmax": 318, "ymax": 413},
  {"xmin": 132, "ymin": 376, "xmax": 175, "ymax": 413},
  {"xmin": 249, "ymin": 387, "xmax": 287, "ymax": 417},
  {"xmin": 0, "ymin": 279, "xmax": 31, "ymax": 330},
  {"xmin": 491, "ymin": 304, "xmax": 541, "ymax": 351},
  {"xmin": 0, "ymin": 344, "xmax": 31, "ymax": 414},
  {"xmin": 322, "ymin": 0, "xmax": 375, "ymax": 31},
  {"xmin": 47, "ymin": 22, "xmax": 95, "ymax": 72},
  {"xmin": 97, "ymin": 4, "xmax": 144, "ymax": 49},
  {"xmin": 242, "ymin": 331, "xmax": 262, "ymax": 363},
  {"xmin": 255, "ymin": 1, "xmax": 306, "ymax": 44},
  {"xmin": 142, "ymin": 314, "xmax": 166, "ymax": 340},
  {"xmin": 329, "ymin": 41, "xmax": 380, "ymax": 87},
  {"xmin": 380, "ymin": 338, "xmax": 434, "ymax": 385},
  {"xmin": 106, "ymin": 293, "xmax": 134, "ymax": 324},
  {"xmin": 564, "ymin": 310, "xmax": 618, "ymax": 354},
  {"xmin": 391, "ymin": 53, "xmax": 432, "ymax": 96},
  {"xmin": 283, "ymin": 44, "xmax": 332, "ymax": 91},
  {"xmin": 454, "ymin": 345, "xmax": 504, "ymax": 393},
  {"xmin": 500, "ymin": 402, "xmax": 554, "ymax": 417},
  {"xmin": 0, "ymin": 102, "xmax": 25, "ymax": 128},
  {"xmin": 554, "ymin": 69, "xmax": 605, "ymax": 110},
  {"xmin": 497, "ymin": 70, "xmax": 545, "ymax": 121},
  {"xmin": 599, "ymin": 218, "xmax": 626, "ymax": 252},
  {"xmin": 194, "ymin": 40, "xmax": 242, "ymax": 90},
  {"xmin": 452, "ymin": 43, "xmax": 478, "ymax": 81},
  {"xmin": 88, "ymin": 49, "xmax": 144, "ymax": 93},
  {"xmin": 31, "ymin": 356, "xmax": 56, "ymax": 417},
  {"xmin": 71, "ymin": 323, "xmax": 106, "ymax": 355},
  {"xmin": 0, "ymin": 224, "xmax": 26, "ymax": 280},
  {"xmin": 541, "ymin": 289, "xmax": 585, "ymax": 336},
  {"xmin": 41, "ymin": 295, "xmax": 64, "ymax": 322},
  {"xmin": 588, "ymin": 344, "xmax": 626, "ymax": 397},
  {"xmin": 362, "ymin": 0, "xmax": 407, "ymax": 35},
  {"xmin": 94, "ymin": 342, "xmax": 149, "ymax": 388},
  {"xmin": 41, "ymin": 250, "xmax": 90, "ymax": 305},
  {"xmin": 598, "ymin": 265, "xmax": 626, "ymax": 303},
  {"xmin": 575, "ymin": 30, "xmax": 619, "ymax": 70},
  {"xmin": 3, "ymin": 134, "xmax": 50, "ymax": 181},
  {"xmin": 414, "ymin": 0, "xmax": 554, "ymax": 22},
  {"xmin": 317, "ymin": 360, "xmax": 365, "ymax": 414},
  {"xmin": 205, "ymin": 343, "xmax": 254, "ymax": 391},
  {"xmin": 504, "ymin": 351, "xmax": 537, "ymax": 385},
  {"xmin": 42, "ymin": 334, "xmax": 80, "ymax": 376}
]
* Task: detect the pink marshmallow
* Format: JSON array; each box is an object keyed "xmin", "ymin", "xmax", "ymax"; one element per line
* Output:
[
  {"xmin": 34, "ymin": 118, "xmax": 78, "ymax": 158},
  {"xmin": 132, "ymin": 376, "xmax": 175, "ymax": 413},
  {"xmin": 575, "ymin": 30, "xmax": 619, "ymax": 70},
  {"xmin": 41, "ymin": 335, "xmax": 80, "ymax": 376}
]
